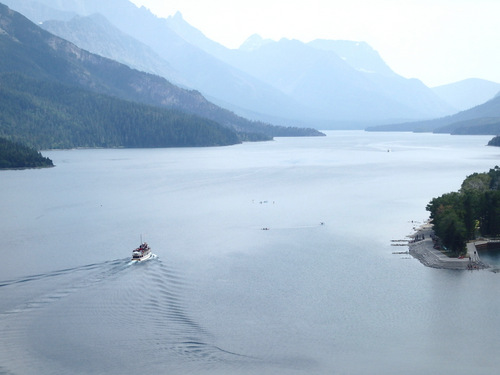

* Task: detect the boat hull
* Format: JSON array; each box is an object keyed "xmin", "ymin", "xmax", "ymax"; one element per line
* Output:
[{"xmin": 131, "ymin": 251, "xmax": 152, "ymax": 262}]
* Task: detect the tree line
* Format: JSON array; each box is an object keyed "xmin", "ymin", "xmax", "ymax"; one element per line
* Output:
[{"xmin": 426, "ymin": 167, "xmax": 500, "ymax": 255}]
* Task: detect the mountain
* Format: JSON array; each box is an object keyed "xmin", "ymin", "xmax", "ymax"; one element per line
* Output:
[
  {"xmin": 0, "ymin": 72, "xmax": 241, "ymax": 149},
  {"xmin": 166, "ymin": 13, "xmax": 454, "ymax": 124},
  {"xmin": 307, "ymin": 39, "xmax": 395, "ymax": 77},
  {"xmin": 0, "ymin": 3, "xmax": 323, "ymax": 147},
  {"xmin": 0, "ymin": 3, "xmax": 226, "ymax": 125},
  {"xmin": 4, "ymin": 0, "xmax": 311, "ymax": 126},
  {"xmin": 366, "ymin": 94, "xmax": 500, "ymax": 135},
  {"xmin": 41, "ymin": 14, "xmax": 186, "ymax": 86},
  {"xmin": 165, "ymin": 11, "xmax": 233, "ymax": 63},
  {"xmin": 432, "ymin": 78, "xmax": 500, "ymax": 111},
  {"xmin": 0, "ymin": 0, "xmax": 77, "ymax": 22},
  {"xmin": 217, "ymin": 37, "xmax": 453, "ymax": 123},
  {"xmin": 4, "ymin": 0, "xmax": 457, "ymax": 128}
]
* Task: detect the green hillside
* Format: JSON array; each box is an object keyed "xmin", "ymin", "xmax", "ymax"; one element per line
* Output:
[
  {"xmin": 0, "ymin": 73, "xmax": 241, "ymax": 149},
  {"xmin": 0, "ymin": 3, "xmax": 323, "ymax": 144}
]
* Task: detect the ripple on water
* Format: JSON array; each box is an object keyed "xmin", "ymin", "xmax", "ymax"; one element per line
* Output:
[{"xmin": 0, "ymin": 256, "xmax": 258, "ymax": 374}]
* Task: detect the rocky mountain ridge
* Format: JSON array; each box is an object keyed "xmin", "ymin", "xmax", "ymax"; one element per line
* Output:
[
  {"xmin": 3, "ymin": 0, "xmax": 461, "ymax": 128},
  {"xmin": 0, "ymin": 3, "xmax": 323, "ymax": 149}
]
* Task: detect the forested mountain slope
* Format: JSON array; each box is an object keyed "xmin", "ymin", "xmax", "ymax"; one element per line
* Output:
[
  {"xmin": 0, "ymin": 3, "xmax": 322, "ymax": 147},
  {"xmin": 0, "ymin": 73, "xmax": 242, "ymax": 148}
]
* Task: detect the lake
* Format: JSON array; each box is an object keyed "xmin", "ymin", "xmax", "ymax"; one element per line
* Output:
[{"xmin": 1, "ymin": 131, "xmax": 499, "ymax": 375}]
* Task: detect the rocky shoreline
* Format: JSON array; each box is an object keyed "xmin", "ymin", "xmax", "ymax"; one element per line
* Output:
[{"xmin": 408, "ymin": 223, "xmax": 489, "ymax": 270}]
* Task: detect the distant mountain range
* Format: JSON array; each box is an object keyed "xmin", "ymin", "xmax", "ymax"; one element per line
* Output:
[
  {"xmin": 3, "ymin": 0, "xmax": 464, "ymax": 128},
  {"xmin": 0, "ymin": 3, "xmax": 322, "ymax": 149},
  {"xmin": 180, "ymin": 29, "xmax": 454, "ymax": 124},
  {"xmin": 432, "ymin": 78, "xmax": 500, "ymax": 111},
  {"xmin": 42, "ymin": 13, "xmax": 186, "ymax": 86},
  {"xmin": 366, "ymin": 94, "xmax": 500, "ymax": 135},
  {"xmin": 2, "ymin": 0, "xmax": 499, "ymax": 137}
]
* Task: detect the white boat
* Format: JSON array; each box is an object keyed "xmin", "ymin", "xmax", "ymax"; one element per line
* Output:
[{"xmin": 131, "ymin": 241, "xmax": 152, "ymax": 261}]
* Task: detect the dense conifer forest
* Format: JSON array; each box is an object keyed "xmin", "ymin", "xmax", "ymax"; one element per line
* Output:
[
  {"xmin": 0, "ymin": 73, "xmax": 244, "ymax": 149},
  {"xmin": 426, "ymin": 167, "xmax": 500, "ymax": 255},
  {"xmin": 488, "ymin": 135, "xmax": 500, "ymax": 147},
  {"xmin": 0, "ymin": 137, "xmax": 53, "ymax": 169}
]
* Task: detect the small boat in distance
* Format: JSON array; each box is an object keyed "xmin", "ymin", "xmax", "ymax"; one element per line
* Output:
[{"xmin": 131, "ymin": 240, "xmax": 152, "ymax": 262}]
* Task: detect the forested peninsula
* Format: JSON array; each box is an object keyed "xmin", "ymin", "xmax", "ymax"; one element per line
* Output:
[
  {"xmin": 488, "ymin": 136, "xmax": 500, "ymax": 147},
  {"xmin": 426, "ymin": 167, "xmax": 500, "ymax": 256},
  {"xmin": 0, "ymin": 137, "xmax": 53, "ymax": 169}
]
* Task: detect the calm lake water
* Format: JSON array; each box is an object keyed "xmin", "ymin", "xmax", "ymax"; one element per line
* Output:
[{"xmin": 1, "ymin": 131, "xmax": 499, "ymax": 375}]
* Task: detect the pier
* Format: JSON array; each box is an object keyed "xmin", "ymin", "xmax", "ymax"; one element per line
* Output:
[{"xmin": 408, "ymin": 223, "xmax": 489, "ymax": 270}]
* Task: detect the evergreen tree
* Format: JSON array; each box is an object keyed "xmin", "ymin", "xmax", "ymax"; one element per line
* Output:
[{"xmin": 426, "ymin": 167, "xmax": 500, "ymax": 254}]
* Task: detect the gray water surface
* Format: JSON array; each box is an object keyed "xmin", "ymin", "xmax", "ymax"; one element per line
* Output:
[{"xmin": 1, "ymin": 131, "xmax": 499, "ymax": 374}]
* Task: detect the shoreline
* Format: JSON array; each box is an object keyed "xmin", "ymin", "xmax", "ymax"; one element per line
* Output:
[{"xmin": 408, "ymin": 223, "xmax": 489, "ymax": 270}]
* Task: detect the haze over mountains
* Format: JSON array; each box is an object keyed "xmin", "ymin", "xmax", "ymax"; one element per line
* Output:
[
  {"xmin": 166, "ymin": 18, "xmax": 454, "ymax": 124},
  {"xmin": 5, "ymin": 0, "xmax": 488, "ymax": 130},
  {"xmin": 431, "ymin": 78, "xmax": 500, "ymax": 111},
  {"xmin": 367, "ymin": 93, "xmax": 500, "ymax": 134},
  {"xmin": 2, "ymin": 0, "xmax": 500, "ymax": 136},
  {"xmin": 0, "ymin": 2, "xmax": 323, "ymax": 150}
]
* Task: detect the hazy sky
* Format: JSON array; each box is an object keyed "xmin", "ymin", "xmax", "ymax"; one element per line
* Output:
[{"xmin": 129, "ymin": 0, "xmax": 500, "ymax": 87}]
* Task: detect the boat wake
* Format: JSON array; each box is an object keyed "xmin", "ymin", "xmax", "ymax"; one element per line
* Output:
[{"xmin": 0, "ymin": 256, "xmax": 255, "ymax": 374}]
